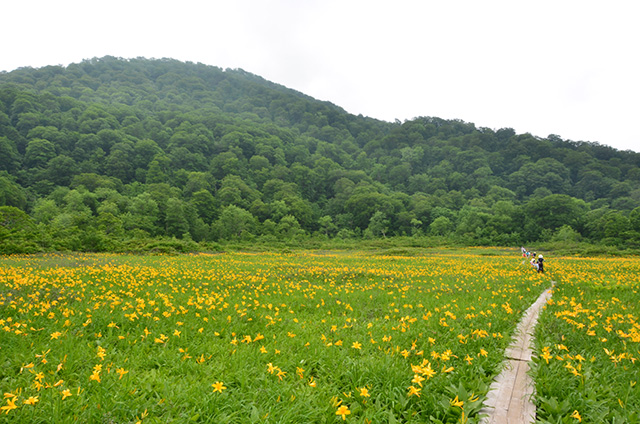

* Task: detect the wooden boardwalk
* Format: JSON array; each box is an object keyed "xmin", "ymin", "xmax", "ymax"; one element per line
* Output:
[{"xmin": 480, "ymin": 284, "xmax": 554, "ymax": 424}]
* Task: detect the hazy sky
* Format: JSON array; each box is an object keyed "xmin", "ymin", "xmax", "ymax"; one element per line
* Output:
[{"xmin": 3, "ymin": 0, "xmax": 639, "ymax": 152}]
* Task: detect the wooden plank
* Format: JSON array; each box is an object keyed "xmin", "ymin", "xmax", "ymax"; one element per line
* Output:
[{"xmin": 479, "ymin": 283, "xmax": 554, "ymax": 424}]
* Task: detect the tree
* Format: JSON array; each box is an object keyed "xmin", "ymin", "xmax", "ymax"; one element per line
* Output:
[
  {"xmin": 277, "ymin": 215, "xmax": 303, "ymax": 239},
  {"xmin": 25, "ymin": 138, "xmax": 57, "ymax": 168},
  {"xmin": 551, "ymin": 225, "xmax": 581, "ymax": 244},
  {"xmin": 183, "ymin": 172, "xmax": 214, "ymax": 198},
  {"xmin": 210, "ymin": 151, "xmax": 245, "ymax": 179},
  {"xmin": 216, "ymin": 205, "xmax": 256, "ymax": 240},
  {"xmin": 46, "ymin": 155, "xmax": 77, "ymax": 186},
  {"xmin": 133, "ymin": 139, "xmax": 163, "ymax": 169},
  {"xmin": 456, "ymin": 206, "xmax": 490, "ymax": 241},
  {"xmin": 318, "ymin": 215, "xmax": 337, "ymax": 237},
  {"xmin": 125, "ymin": 192, "xmax": 160, "ymax": 235},
  {"xmin": 146, "ymin": 159, "xmax": 167, "ymax": 184},
  {"xmin": 217, "ymin": 175, "xmax": 260, "ymax": 209},
  {"xmin": 0, "ymin": 206, "xmax": 38, "ymax": 253},
  {"xmin": 165, "ymin": 198, "xmax": 189, "ymax": 238},
  {"xmin": 2, "ymin": 57, "xmax": 640, "ymax": 250},
  {"xmin": 191, "ymin": 189, "xmax": 218, "ymax": 223},
  {"xmin": 344, "ymin": 186, "xmax": 400, "ymax": 230},
  {"xmin": 97, "ymin": 210, "xmax": 124, "ymax": 237},
  {"xmin": 104, "ymin": 146, "xmax": 135, "ymax": 182},
  {"xmin": 32, "ymin": 199, "xmax": 60, "ymax": 224},
  {"xmin": 0, "ymin": 174, "xmax": 27, "ymax": 209},
  {"xmin": 430, "ymin": 216, "xmax": 453, "ymax": 236},
  {"xmin": 523, "ymin": 194, "xmax": 588, "ymax": 241},
  {"xmin": 367, "ymin": 211, "xmax": 389, "ymax": 238},
  {"xmin": 0, "ymin": 136, "xmax": 20, "ymax": 172}
]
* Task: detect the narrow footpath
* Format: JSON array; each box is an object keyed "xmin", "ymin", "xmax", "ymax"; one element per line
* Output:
[{"xmin": 479, "ymin": 282, "xmax": 555, "ymax": 424}]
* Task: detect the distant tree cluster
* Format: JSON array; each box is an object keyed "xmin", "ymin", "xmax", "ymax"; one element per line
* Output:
[{"xmin": 1, "ymin": 57, "xmax": 639, "ymax": 253}]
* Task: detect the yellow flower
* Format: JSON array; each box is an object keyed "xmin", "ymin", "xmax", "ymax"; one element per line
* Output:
[
  {"xmin": 407, "ymin": 386, "xmax": 421, "ymax": 397},
  {"xmin": 570, "ymin": 410, "xmax": 582, "ymax": 422},
  {"xmin": 423, "ymin": 363, "xmax": 437, "ymax": 379},
  {"xmin": 96, "ymin": 346, "xmax": 106, "ymax": 361},
  {"xmin": 412, "ymin": 374, "xmax": 425, "ymax": 387},
  {"xmin": 23, "ymin": 396, "xmax": 39, "ymax": 406},
  {"xmin": 335, "ymin": 405, "xmax": 351, "ymax": 420},
  {"xmin": 359, "ymin": 387, "xmax": 370, "ymax": 397},
  {"xmin": 352, "ymin": 341, "xmax": 362, "ymax": 350},
  {"xmin": 20, "ymin": 363, "xmax": 34, "ymax": 373},
  {"xmin": 450, "ymin": 395, "xmax": 464, "ymax": 408},
  {"xmin": 116, "ymin": 368, "xmax": 129, "ymax": 380},
  {"xmin": 61, "ymin": 389, "xmax": 72, "ymax": 400},
  {"xmin": 211, "ymin": 381, "xmax": 226, "ymax": 393},
  {"xmin": 1, "ymin": 398, "xmax": 18, "ymax": 414}
]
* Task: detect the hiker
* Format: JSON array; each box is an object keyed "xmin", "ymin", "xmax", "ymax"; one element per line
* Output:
[
  {"xmin": 537, "ymin": 254, "xmax": 544, "ymax": 273},
  {"xmin": 530, "ymin": 256, "xmax": 538, "ymax": 271}
]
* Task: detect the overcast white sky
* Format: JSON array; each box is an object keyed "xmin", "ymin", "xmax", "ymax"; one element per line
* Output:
[{"xmin": 3, "ymin": 0, "xmax": 639, "ymax": 152}]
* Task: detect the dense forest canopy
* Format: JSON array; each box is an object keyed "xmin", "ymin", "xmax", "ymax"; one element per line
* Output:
[{"xmin": 1, "ymin": 56, "xmax": 639, "ymax": 253}]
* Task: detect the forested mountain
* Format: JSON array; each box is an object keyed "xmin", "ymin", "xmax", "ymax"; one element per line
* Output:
[{"xmin": 1, "ymin": 56, "xmax": 639, "ymax": 252}]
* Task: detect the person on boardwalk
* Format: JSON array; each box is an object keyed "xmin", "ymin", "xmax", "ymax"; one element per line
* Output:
[
  {"xmin": 530, "ymin": 256, "xmax": 539, "ymax": 271},
  {"xmin": 537, "ymin": 254, "xmax": 544, "ymax": 273}
]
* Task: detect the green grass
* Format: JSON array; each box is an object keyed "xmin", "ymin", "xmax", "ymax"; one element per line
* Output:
[
  {"xmin": 0, "ymin": 250, "xmax": 552, "ymax": 423},
  {"xmin": 532, "ymin": 256, "xmax": 640, "ymax": 423}
]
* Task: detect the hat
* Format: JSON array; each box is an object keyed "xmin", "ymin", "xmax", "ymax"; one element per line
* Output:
[{"xmin": 539, "ymin": 254, "xmax": 543, "ymax": 259}]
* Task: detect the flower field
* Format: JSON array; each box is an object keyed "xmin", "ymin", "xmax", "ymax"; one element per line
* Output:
[
  {"xmin": 532, "ymin": 256, "xmax": 640, "ymax": 423},
  {"xmin": 0, "ymin": 250, "xmax": 585, "ymax": 423}
]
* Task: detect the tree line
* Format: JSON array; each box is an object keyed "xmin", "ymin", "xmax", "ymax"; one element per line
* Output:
[{"xmin": 1, "ymin": 56, "xmax": 639, "ymax": 253}]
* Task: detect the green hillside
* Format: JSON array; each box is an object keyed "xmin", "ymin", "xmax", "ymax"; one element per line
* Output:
[{"xmin": 1, "ymin": 56, "xmax": 639, "ymax": 253}]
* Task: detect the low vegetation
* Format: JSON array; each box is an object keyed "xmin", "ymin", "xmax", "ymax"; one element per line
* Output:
[{"xmin": 2, "ymin": 250, "xmax": 549, "ymax": 423}]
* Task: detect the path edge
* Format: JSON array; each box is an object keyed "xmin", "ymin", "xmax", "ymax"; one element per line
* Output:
[{"xmin": 479, "ymin": 281, "xmax": 555, "ymax": 424}]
